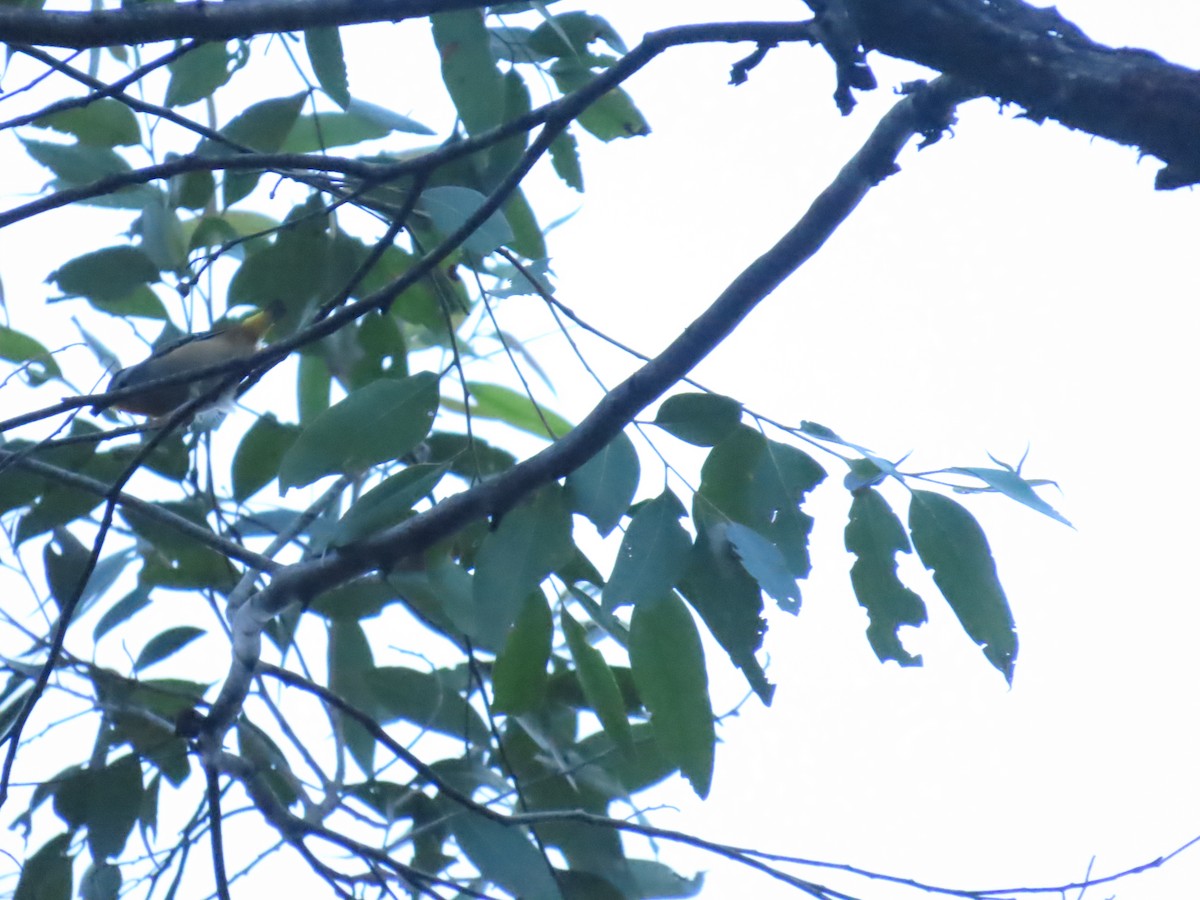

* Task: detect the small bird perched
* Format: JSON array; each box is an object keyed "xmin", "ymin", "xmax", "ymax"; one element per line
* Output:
[{"xmin": 92, "ymin": 307, "xmax": 277, "ymax": 418}]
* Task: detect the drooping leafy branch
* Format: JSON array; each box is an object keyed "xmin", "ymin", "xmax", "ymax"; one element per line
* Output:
[{"xmin": 0, "ymin": 3, "xmax": 1189, "ymax": 899}]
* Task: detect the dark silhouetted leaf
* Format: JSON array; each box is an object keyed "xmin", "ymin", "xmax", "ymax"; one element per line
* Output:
[
  {"xmin": 232, "ymin": 414, "xmax": 300, "ymax": 502},
  {"xmin": 492, "ymin": 592, "xmax": 552, "ymax": 714},
  {"xmin": 305, "ymin": 28, "xmax": 349, "ymax": 108},
  {"xmin": 34, "ymin": 98, "xmax": 139, "ymax": 147},
  {"xmin": 654, "ymin": 392, "xmax": 743, "ymax": 446},
  {"xmin": 602, "ymin": 491, "xmax": 691, "ymax": 612},
  {"xmin": 630, "ymin": 592, "xmax": 714, "ymax": 798},
  {"xmin": 50, "ymin": 247, "xmax": 160, "ymax": 302},
  {"xmin": 845, "ymin": 488, "xmax": 926, "ymax": 666},
  {"xmin": 909, "ymin": 490, "xmax": 1017, "ymax": 683},
  {"xmin": 566, "ymin": 430, "xmax": 638, "ymax": 536},
  {"xmin": 279, "ymin": 373, "xmax": 439, "ymax": 490},
  {"xmin": 473, "ymin": 486, "xmax": 573, "ymax": 647},
  {"xmin": 134, "ymin": 627, "xmax": 204, "ymax": 672},
  {"xmin": 563, "ymin": 609, "xmax": 633, "ymax": 753}
]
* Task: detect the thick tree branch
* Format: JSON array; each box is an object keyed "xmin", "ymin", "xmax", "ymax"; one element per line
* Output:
[
  {"xmin": 842, "ymin": 0, "xmax": 1200, "ymax": 187},
  {"xmin": 0, "ymin": 0, "xmax": 487, "ymax": 49}
]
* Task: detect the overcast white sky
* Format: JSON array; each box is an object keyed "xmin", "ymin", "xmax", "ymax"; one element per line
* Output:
[{"xmin": 3, "ymin": 2, "xmax": 1200, "ymax": 898}]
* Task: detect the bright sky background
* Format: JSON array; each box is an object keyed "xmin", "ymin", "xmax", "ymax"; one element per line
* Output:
[{"xmin": 3, "ymin": 2, "xmax": 1200, "ymax": 898}]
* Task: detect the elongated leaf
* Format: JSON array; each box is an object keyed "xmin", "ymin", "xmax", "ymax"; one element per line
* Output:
[
  {"xmin": 332, "ymin": 464, "xmax": 445, "ymax": 545},
  {"xmin": 134, "ymin": 626, "xmax": 204, "ymax": 672},
  {"xmin": 50, "ymin": 246, "xmax": 160, "ymax": 302},
  {"xmin": 305, "ymin": 28, "xmax": 350, "ymax": 108},
  {"xmin": 464, "ymin": 381, "xmax": 573, "ymax": 439},
  {"xmin": 418, "ymin": 185, "xmax": 514, "ymax": 256},
  {"xmin": 845, "ymin": 488, "xmax": 927, "ymax": 666},
  {"xmin": 279, "ymin": 373, "xmax": 439, "ymax": 490},
  {"xmin": 21, "ymin": 138, "xmax": 131, "ymax": 184},
  {"xmin": 654, "ymin": 392, "xmax": 742, "ymax": 446},
  {"xmin": 165, "ymin": 42, "xmax": 233, "ymax": 107},
  {"xmin": 472, "ymin": 486, "xmax": 573, "ymax": 647},
  {"xmin": 948, "ymin": 465, "xmax": 1072, "ymax": 527},
  {"xmin": 34, "ymin": 98, "xmax": 139, "ymax": 147},
  {"xmin": 562, "ymin": 609, "xmax": 634, "ymax": 754},
  {"xmin": 16, "ymin": 833, "xmax": 72, "ymax": 900},
  {"xmin": 328, "ymin": 619, "xmax": 378, "ymax": 774},
  {"xmin": 630, "ymin": 592, "xmax": 715, "ymax": 798},
  {"xmin": 492, "ymin": 592, "xmax": 552, "ymax": 714},
  {"xmin": 0, "ymin": 325, "xmax": 60, "ymax": 379},
  {"xmin": 722, "ymin": 521, "xmax": 800, "ymax": 611},
  {"xmin": 908, "ymin": 490, "xmax": 1017, "ymax": 683},
  {"xmin": 82, "ymin": 754, "xmax": 143, "ymax": 859},
  {"xmin": 566, "ymin": 431, "xmax": 639, "ymax": 536},
  {"xmin": 549, "ymin": 129, "xmax": 583, "ymax": 192},
  {"xmin": 232, "ymin": 414, "xmax": 300, "ymax": 502},
  {"xmin": 367, "ymin": 667, "xmax": 487, "ymax": 742},
  {"xmin": 448, "ymin": 807, "xmax": 563, "ymax": 899},
  {"xmin": 679, "ymin": 528, "xmax": 773, "ymax": 704},
  {"xmin": 432, "ymin": 10, "xmax": 505, "ymax": 137},
  {"xmin": 602, "ymin": 491, "xmax": 691, "ymax": 612}
]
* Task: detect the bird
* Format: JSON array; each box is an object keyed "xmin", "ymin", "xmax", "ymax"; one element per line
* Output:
[{"xmin": 92, "ymin": 306, "xmax": 277, "ymax": 418}]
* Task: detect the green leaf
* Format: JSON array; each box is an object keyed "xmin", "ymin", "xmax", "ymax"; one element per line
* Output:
[
  {"xmin": 472, "ymin": 486, "xmax": 573, "ymax": 648},
  {"xmin": 328, "ymin": 619, "xmax": 378, "ymax": 774},
  {"xmin": 845, "ymin": 488, "xmax": 927, "ymax": 666},
  {"xmin": 237, "ymin": 720, "xmax": 301, "ymax": 808},
  {"xmin": 134, "ymin": 626, "xmax": 204, "ymax": 672},
  {"xmin": 722, "ymin": 521, "xmax": 800, "ymax": 611},
  {"xmin": 231, "ymin": 414, "xmax": 300, "ymax": 502},
  {"xmin": 332, "ymin": 464, "xmax": 446, "ymax": 545},
  {"xmin": 199, "ymin": 92, "xmax": 306, "ymax": 205},
  {"xmin": 562, "ymin": 609, "xmax": 634, "ymax": 754},
  {"xmin": 908, "ymin": 490, "xmax": 1018, "ymax": 683},
  {"xmin": 630, "ymin": 593, "xmax": 715, "ymax": 798},
  {"xmin": 491, "ymin": 592, "xmax": 552, "ymax": 714},
  {"xmin": 654, "ymin": 392, "xmax": 742, "ymax": 446},
  {"xmin": 463, "ymin": 381, "xmax": 573, "ymax": 439},
  {"xmin": 947, "ymin": 465, "xmax": 1073, "ymax": 527},
  {"xmin": 305, "ymin": 28, "xmax": 350, "ymax": 108},
  {"xmin": 0, "ymin": 325, "xmax": 61, "ymax": 379},
  {"xmin": 549, "ymin": 129, "xmax": 584, "ymax": 192},
  {"xmin": 448, "ymin": 807, "xmax": 563, "ymax": 899},
  {"xmin": 203, "ymin": 92, "xmax": 306, "ymax": 154},
  {"xmin": 92, "ymin": 585, "xmax": 151, "ymax": 642},
  {"xmin": 529, "ymin": 12, "xmax": 628, "ymax": 57},
  {"xmin": 551, "ymin": 60, "xmax": 650, "ymax": 141},
  {"xmin": 16, "ymin": 833, "xmax": 72, "ymax": 900},
  {"xmin": 136, "ymin": 192, "xmax": 186, "ymax": 272},
  {"xmin": 418, "ymin": 185, "xmax": 514, "ymax": 257},
  {"xmin": 696, "ymin": 428, "xmax": 825, "ymax": 580},
  {"xmin": 165, "ymin": 41, "xmax": 233, "ymax": 107},
  {"xmin": 432, "ymin": 9, "xmax": 505, "ymax": 137},
  {"xmin": 80, "ymin": 861, "xmax": 120, "ymax": 900},
  {"xmin": 50, "ymin": 246, "xmax": 160, "ymax": 302},
  {"xmin": 602, "ymin": 491, "xmax": 691, "ymax": 612},
  {"xmin": 21, "ymin": 137, "xmax": 131, "ymax": 184},
  {"xmin": 679, "ymin": 529, "xmax": 773, "ymax": 705},
  {"xmin": 566, "ymin": 431, "xmax": 638, "ymax": 536},
  {"xmin": 367, "ymin": 666, "xmax": 487, "ymax": 742},
  {"xmin": 502, "ymin": 186, "xmax": 546, "ymax": 260},
  {"xmin": 617, "ymin": 859, "xmax": 703, "ymax": 898},
  {"xmin": 34, "ymin": 98, "xmax": 139, "ymax": 147},
  {"xmin": 279, "ymin": 373, "xmax": 440, "ymax": 491},
  {"xmin": 282, "ymin": 101, "xmax": 434, "ymax": 153},
  {"xmin": 82, "ymin": 755, "xmax": 143, "ymax": 859}
]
